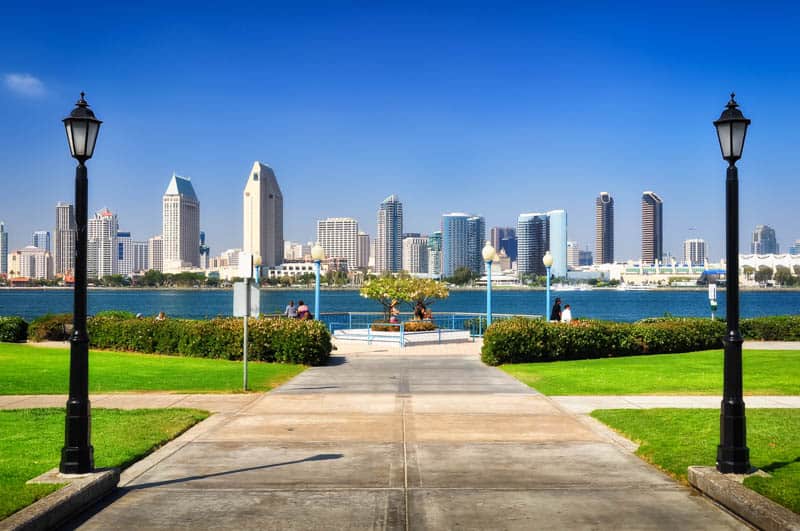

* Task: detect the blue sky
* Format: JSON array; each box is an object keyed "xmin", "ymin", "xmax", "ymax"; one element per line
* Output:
[{"xmin": 2, "ymin": 2, "xmax": 799, "ymax": 261}]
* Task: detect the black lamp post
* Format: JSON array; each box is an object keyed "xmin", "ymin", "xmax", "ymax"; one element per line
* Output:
[
  {"xmin": 60, "ymin": 93, "xmax": 101, "ymax": 474},
  {"xmin": 713, "ymin": 93, "xmax": 751, "ymax": 474}
]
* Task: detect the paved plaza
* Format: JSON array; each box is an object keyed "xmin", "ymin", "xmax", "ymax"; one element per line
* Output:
[{"xmin": 41, "ymin": 340, "xmax": 755, "ymax": 530}]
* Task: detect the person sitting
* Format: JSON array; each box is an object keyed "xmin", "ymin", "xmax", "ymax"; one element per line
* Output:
[
  {"xmin": 561, "ymin": 304, "xmax": 572, "ymax": 323},
  {"xmin": 424, "ymin": 308, "xmax": 433, "ymax": 321},
  {"xmin": 296, "ymin": 300, "xmax": 310, "ymax": 320},
  {"xmin": 284, "ymin": 300, "xmax": 297, "ymax": 318},
  {"xmin": 389, "ymin": 299, "xmax": 400, "ymax": 324},
  {"xmin": 414, "ymin": 301, "xmax": 426, "ymax": 320},
  {"xmin": 155, "ymin": 311, "xmax": 167, "ymax": 321}
]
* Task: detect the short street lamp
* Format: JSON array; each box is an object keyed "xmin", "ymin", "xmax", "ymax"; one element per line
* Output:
[
  {"xmin": 60, "ymin": 93, "xmax": 102, "ymax": 474},
  {"xmin": 714, "ymin": 93, "xmax": 751, "ymax": 474},
  {"xmin": 543, "ymin": 251, "xmax": 554, "ymax": 321},
  {"xmin": 482, "ymin": 241, "xmax": 496, "ymax": 326},
  {"xmin": 311, "ymin": 243, "xmax": 325, "ymax": 320}
]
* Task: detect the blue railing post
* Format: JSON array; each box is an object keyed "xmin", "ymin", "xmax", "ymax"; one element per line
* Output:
[
  {"xmin": 451, "ymin": 314, "xmax": 455, "ymax": 330},
  {"xmin": 400, "ymin": 322, "xmax": 405, "ymax": 348},
  {"xmin": 348, "ymin": 312, "xmax": 352, "ymax": 329}
]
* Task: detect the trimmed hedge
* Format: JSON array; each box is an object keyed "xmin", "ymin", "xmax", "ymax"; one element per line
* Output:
[
  {"xmin": 0, "ymin": 317, "xmax": 28, "ymax": 342},
  {"xmin": 87, "ymin": 316, "xmax": 332, "ymax": 366},
  {"xmin": 28, "ymin": 313, "xmax": 73, "ymax": 342},
  {"xmin": 741, "ymin": 315, "xmax": 800, "ymax": 341},
  {"xmin": 481, "ymin": 317, "xmax": 727, "ymax": 366}
]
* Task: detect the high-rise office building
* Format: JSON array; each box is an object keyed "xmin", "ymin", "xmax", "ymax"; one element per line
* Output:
[
  {"xmin": 547, "ymin": 209, "xmax": 568, "ymax": 278},
  {"xmin": 403, "ymin": 236, "xmax": 429, "ymax": 274},
  {"xmin": 751, "ymin": 225, "xmax": 779, "ymax": 255},
  {"xmin": 148, "ymin": 236, "xmax": 164, "ymax": 272},
  {"xmin": 567, "ymin": 241, "xmax": 580, "ymax": 269},
  {"xmin": 789, "ymin": 240, "xmax": 800, "ymax": 255},
  {"xmin": 88, "ymin": 208, "xmax": 118, "ymax": 279},
  {"xmin": 33, "ymin": 231, "xmax": 51, "ymax": 253},
  {"xmin": 54, "ymin": 202, "xmax": 76, "ymax": 277},
  {"xmin": 199, "ymin": 231, "xmax": 210, "ymax": 269},
  {"xmin": 441, "ymin": 213, "xmax": 485, "ymax": 277},
  {"xmin": 641, "ymin": 191, "xmax": 663, "ymax": 264},
  {"xmin": 376, "ymin": 195, "xmax": 403, "ymax": 273},
  {"xmin": 0, "ymin": 221, "xmax": 7, "ymax": 275},
  {"xmin": 579, "ymin": 249, "xmax": 593, "ymax": 266},
  {"xmin": 243, "ymin": 161, "xmax": 284, "ymax": 267},
  {"xmin": 683, "ymin": 238, "xmax": 707, "ymax": 264},
  {"xmin": 357, "ymin": 232, "xmax": 370, "ymax": 269},
  {"xmin": 500, "ymin": 236, "xmax": 517, "ymax": 263},
  {"xmin": 8, "ymin": 246, "xmax": 52, "ymax": 279},
  {"xmin": 594, "ymin": 192, "xmax": 614, "ymax": 264},
  {"xmin": 428, "ymin": 231, "xmax": 442, "ymax": 277},
  {"xmin": 490, "ymin": 227, "xmax": 514, "ymax": 253},
  {"xmin": 317, "ymin": 217, "xmax": 358, "ymax": 271},
  {"xmin": 163, "ymin": 173, "xmax": 200, "ymax": 269},
  {"xmin": 517, "ymin": 213, "xmax": 549, "ymax": 277},
  {"xmin": 117, "ymin": 231, "xmax": 133, "ymax": 276},
  {"xmin": 132, "ymin": 241, "xmax": 148, "ymax": 273}
]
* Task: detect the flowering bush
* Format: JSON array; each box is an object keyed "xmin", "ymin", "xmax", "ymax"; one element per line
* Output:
[
  {"xmin": 481, "ymin": 317, "xmax": 727, "ymax": 365},
  {"xmin": 28, "ymin": 313, "xmax": 73, "ymax": 342},
  {"xmin": 0, "ymin": 316, "xmax": 28, "ymax": 342}
]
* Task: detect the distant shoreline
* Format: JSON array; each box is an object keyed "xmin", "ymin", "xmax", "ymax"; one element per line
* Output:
[{"xmin": 2, "ymin": 286, "xmax": 800, "ymax": 292}]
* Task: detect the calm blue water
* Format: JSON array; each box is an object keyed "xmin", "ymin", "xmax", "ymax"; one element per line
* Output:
[{"xmin": 0, "ymin": 288, "xmax": 798, "ymax": 322}]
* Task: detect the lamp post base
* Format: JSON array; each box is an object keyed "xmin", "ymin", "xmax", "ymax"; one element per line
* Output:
[{"xmin": 60, "ymin": 398, "xmax": 94, "ymax": 474}]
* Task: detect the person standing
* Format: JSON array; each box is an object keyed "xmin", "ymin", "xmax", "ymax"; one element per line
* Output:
[
  {"xmin": 284, "ymin": 300, "xmax": 297, "ymax": 318},
  {"xmin": 561, "ymin": 304, "xmax": 573, "ymax": 323},
  {"xmin": 549, "ymin": 297, "xmax": 562, "ymax": 322},
  {"xmin": 296, "ymin": 300, "xmax": 310, "ymax": 320}
]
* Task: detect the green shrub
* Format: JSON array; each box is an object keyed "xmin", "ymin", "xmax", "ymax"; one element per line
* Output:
[
  {"xmin": 94, "ymin": 310, "xmax": 136, "ymax": 319},
  {"xmin": 481, "ymin": 317, "xmax": 726, "ymax": 366},
  {"xmin": 87, "ymin": 316, "xmax": 331, "ymax": 366},
  {"xmin": 741, "ymin": 315, "xmax": 800, "ymax": 341},
  {"xmin": 28, "ymin": 314, "xmax": 73, "ymax": 342},
  {"xmin": 0, "ymin": 317, "xmax": 28, "ymax": 342}
]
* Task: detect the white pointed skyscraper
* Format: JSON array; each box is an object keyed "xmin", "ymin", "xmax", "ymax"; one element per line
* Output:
[
  {"xmin": 243, "ymin": 161, "xmax": 284, "ymax": 267},
  {"xmin": 163, "ymin": 173, "xmax": 200, "ymax": 269}
]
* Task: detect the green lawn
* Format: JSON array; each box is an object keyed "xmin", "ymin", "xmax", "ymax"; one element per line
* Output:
[
  {"xmin": 0, "ymin": 407, "xmax": 209, "ymax": 520},
  {"xmin": 592, "ymin": 408, "xmax": 800, "ymax": 514},
  {"xmin": 0, "ymin": 343, "xmax": 305, "ymax": 394},
  {"xmin": 501, "ymin": 349, "xmax": 800, "ymax": 395}
]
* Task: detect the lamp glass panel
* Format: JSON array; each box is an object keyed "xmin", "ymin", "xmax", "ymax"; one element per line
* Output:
[
  {"xmin": 70, "ymin": 119, "xmax": 89, "ymax": 157},
  {"xmin": 64, "ymin": 123, "xmax": 75, "ymax": 157},
  {"xmin": 731, "ymin": 121, "xmax": 747, "ymax": 158},
  {"xmin": 85, "ymin": 121, "xmax": 100, "ymax": 158},
  {"xmin": 716, "ymin": 121, "xmax": 732, "ymax": 158}
]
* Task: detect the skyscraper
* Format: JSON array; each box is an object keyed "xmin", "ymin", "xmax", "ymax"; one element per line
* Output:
[
  {"xmin": 376, "ymin": 195, "xmax": 403, "ymax": 273},
  {"xmin": 594, "ymin": 192, "xmax": 614, "ymax": 264},
  {"xmin": 163, "ymin": 173, "xmax": 200, "ymax": 269},
  {"xmin": 428, "ymin": 231, "xmax": 442, "ymax": 277},
  {"xmin": 683, "ymin": 238, "xmax": 707, "ymax": 264},
  {"xmin": 517, "ymin": 213, "xmax": 549, "ymax": 277},
  {"xmin": 0, "ymin": 222, "xmax": 7, "ymax": 275},
  {"xmin": 751, "ymin": 225, "xmax": 779, "ymax": 255},
  {"xmin": 243, "ymin": 161, "xmax": 284, "ymax": 267},
  {"xmin": 132, "ymin": 240, "xmax": 148, "ymax": 273},
  {"xmin": 117, "ymin": 231, "xmax": 133, "ymax": 276},
  {"xmin": 8, "ymin": 246, "xmax": 52, "ymax": 279},
  {"xmin": 199, "ymin": 231, "xmax": 210, "ymax": 269},
  {"xmin": 441, "ymin": 213, "xmax": 485, "ymax": 277},
  {"xmin": 403, "ymin": 236, "xmax": 429, "ymax": 274},
  {"xmin": 33, "ymin": 231, "xmax": 51, "ymax": 253},
  {"xmin": 641, "ymin": 191, "xmax": 663, "ymax": 264},
  {"xmin": 148, "ymin": 235, "xmax": 163, "ymax": 272},
  {"xmin": 357, "ymin": 232, "xmax": 370, "ymax": 269},
  {"xmin": 54, "ymin": 202, "xmax": 76, "ymax": 277},
  {"xmin": 490, "ymin": 227, "xmax": 515, "ymax": 252},
  {"xmin": 317, "ymin": 217, "xmax": 358, "ymax": 271},
  {"xmin": 547, "ymin": 209, "xmax": 568, "ymax": 278},
  {"xmin": 567, "ymin": 241, "xmax": 580, "ymax": 269},
  {"xmin": 88, "ymin": 208, "xmax": 118, "ymax": 279}
]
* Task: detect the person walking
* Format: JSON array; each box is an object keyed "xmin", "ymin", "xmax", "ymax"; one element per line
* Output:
[
  {"xmin": 284, "ymin": 300, "xmax": 297, "ymax": 318},
  {"xmin": 561, "ymin": 304, "xmax": 573, "ymax": 323},
  {"xmin": 549, "ymin": 297, "xmax": 562, "ymax": 322}
]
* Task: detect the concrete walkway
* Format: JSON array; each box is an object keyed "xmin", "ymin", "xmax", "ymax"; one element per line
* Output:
[{"xmin": 60, "ymin": 349, "xmax": 750, "ymax": 530}]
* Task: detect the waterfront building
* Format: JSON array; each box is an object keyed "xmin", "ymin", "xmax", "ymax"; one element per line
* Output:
[
  {"xmin": 265, "ymin": 261, "xmax": 327, "ymax": 281},
  {"xmin": 317, "ymin": 217, "xmax": 358, "ymax": 271},
  {"xmin": 33, "ymin": 231, "xmax": 51, "ymax": 253},
  {"xmin": 579, "ymin": 249, "xmax": 593, "ymax": 266},
  {"xmin": 376, "ymin": 195, "xmax": 403, "ymax": 273},
  {"xmin": 357, "ymin": 232, "xmax": 370, "ymax": 269},
  {"xmin": 403, "ymin": 236, "xmax": 429, "ymax": 274},
  {"xmin": 751, "ymin": 225, "xmax": 779, "ymax": 255},
  {"xmin": 163, "ymin": 173, "xmax": 200, "ymax": 269},
  {"xmin": 683, "ymin": 238, "xmax": 707, "ymax": 265},
  {"xmin": 88, "ymin": 208, "xmax": 118, "ymax": 279},
  {"xmin": 595, "ymin": 192, "xmax": 614, "ymax": 264},
  {"xmin": 199, "ymin": 231, "xmax": 210, "ymax": 269},
  {"xmin": 54, "ymin": 202, "xmax": 76, "ymax": 277},
  {"xmin": 117, "ymin": 232, "xmax": 133, "ymax": 276},
  {"xmin": 148, "ymin": 235, "xmax": 163, "ymax": 272},
  {"xmin": 490, "ymin": 227, "xmax": 515, "ymax": 254},
  {"xmin": 243, "ymin": 161, "xmax": 284, "ymax": 267},
  {"xmin": 467, "ymin": 216, "xmax": 487, "ymax": 274},
  {"xmin": 441, "ymin": 213, "xmax": 485, "ymax": 277},
  {"xmin": 789, "ymin": 239, "xmax": 800, "ymax": 255},
  {"xmin": 428, "ymin": 231, "xmax": 442, "ymax": 277},
  {"xmin": 0, "ymin": 221, "xmax": 7, "ymax": 275},
  {"xmin": 8, "ymin": 246, "xmax": 52, "ymax": 279},
  {"xmin": 132, "ymin": 240, "xmax": 148, "ymax": 273},
  {"xmin": 499, "ymin": 235, "xmax": 518, "ymax": 262},
  {"xmin": 517, "ymin": 213, "xmax": 549, "ymax": 277},
  {"xmin": 641, "ymin": 191, "xmax": 663, "ymax": 265},
  {"xmin": 547, "ymin": 209, "xmax": 568, "ymax": 278},
  {"xmin": 567, "ymin": 241, "xmax": 580, "ymax": 269}
]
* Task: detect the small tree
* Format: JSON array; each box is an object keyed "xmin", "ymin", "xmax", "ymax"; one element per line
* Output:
[
  {"xmin": 742, "ymin": 265, "xmax": 755, "ymax": 281},
  {"xmin": 754, "ymin": 265, "xmax": 773, "ymax": 284},
  {"xmin": 774, "ymin": 265, "xmax": 793, "ymax": 286},
  {"xmin": 360, "ymin": 276, "xmax": 410, "ymax": 321},
  {"xmin": 403, "ymin": 278, "xmax": 449, "ymax": 311}
]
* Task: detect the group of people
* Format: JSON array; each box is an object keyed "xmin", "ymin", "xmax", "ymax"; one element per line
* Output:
[
  {"xmin": 284, "ymin": 300, "xmax": 312, "ymax": 320},
  {"xmin": 549, "ymin": 297, "xmax": 573, "ymax": 323}
]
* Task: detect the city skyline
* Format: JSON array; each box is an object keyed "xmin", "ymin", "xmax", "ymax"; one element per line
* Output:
[{"xmin": 2, "ymin": 5, "xmax": 800, "ymax": 259}]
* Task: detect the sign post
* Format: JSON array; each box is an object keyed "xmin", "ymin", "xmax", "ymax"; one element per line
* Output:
[
  {"xmin": 234, "ymin": 253, "xmax": 259, "ymax": 391},
  {"xmin": 708, "ymin": 283, "xmax": 718, "ymax": 321}
]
